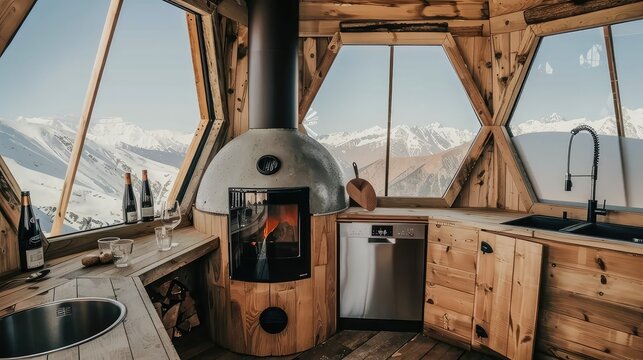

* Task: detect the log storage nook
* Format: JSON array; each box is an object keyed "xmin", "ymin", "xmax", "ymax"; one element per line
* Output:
[{"xmin": 0, "ymin": 0, "xmax": 642, "ymax": 359}]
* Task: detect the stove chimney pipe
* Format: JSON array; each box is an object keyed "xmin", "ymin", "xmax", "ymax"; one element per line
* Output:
[{"xmin": 248, "ymin": 0, "xmax": 299, "ymax": 130}]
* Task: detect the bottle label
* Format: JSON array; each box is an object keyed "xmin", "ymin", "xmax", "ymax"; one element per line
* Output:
[
  {"xmin": 141, "ymin": 207, "xmax": 154, "ymax": 217},
  {"xmin": 126, "ymin": 211, "xmax": 138, "ymax": 222},
  {"xmin": 28, "ymin": 234, "xmax": 41, "ymax": 245},
  {"xmin": 26, "ymin": 247, "xmax": 44, "ymax": 269}
]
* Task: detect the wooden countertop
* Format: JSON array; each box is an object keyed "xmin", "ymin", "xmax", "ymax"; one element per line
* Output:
[
  {"xmin": 338, "ymin": 207, "xmax": 643, "ymax": 255},
  {"xmin": 0, "ymin": 227, "xmax": 218, "ymax": 312},
  {"xmin": 0, "ymin": 227, "xmax": 218, "ymax": 359}
]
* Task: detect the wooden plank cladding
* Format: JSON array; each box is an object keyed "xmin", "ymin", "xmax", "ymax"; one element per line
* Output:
[
  {"xmin": 529, "ymin": 234, "xmax": 643, "ymax": 360},
  {"xmin": 429, "ymin": 223, "xmax": 479, "ymax": 252},
  {"xmin": 194, "ymin": 208, "xmax": 337, "ymax": 356}
]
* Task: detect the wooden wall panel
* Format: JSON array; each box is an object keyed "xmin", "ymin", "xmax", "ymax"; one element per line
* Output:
[{"xmin": 311, "ymin": 214, "xmax": 337, "ymax": 343}]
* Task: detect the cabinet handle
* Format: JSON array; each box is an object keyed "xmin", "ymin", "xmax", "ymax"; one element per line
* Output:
[
  {"xmin": 480, "ymin": 241, "xmax": 494, "ymax": 254},
  {"xmin": 475, "ymin": 324, "xmax": 489, "ymax": 338}
]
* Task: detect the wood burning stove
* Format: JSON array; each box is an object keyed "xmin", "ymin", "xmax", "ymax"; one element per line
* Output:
[{"xmin": 228, "ymin": 187, "xmax": 310, "ymax": 282}]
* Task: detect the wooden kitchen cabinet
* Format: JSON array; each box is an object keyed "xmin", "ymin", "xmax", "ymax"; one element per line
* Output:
[
  {"xmin": 473, "ymin": 231, "xmax": 543, "ymax": 359},
  {"xmin": 424, "ymin": 222, "xmax": 479, "ymax": 347}
]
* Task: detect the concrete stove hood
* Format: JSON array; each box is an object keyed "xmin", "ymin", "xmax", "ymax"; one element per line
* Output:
[{"xmin": 194, "ymin": 0, "xmax": 347, "ymax": 215}]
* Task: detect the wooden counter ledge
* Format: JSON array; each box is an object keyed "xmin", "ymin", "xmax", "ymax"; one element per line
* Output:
[{"xmin": 0, "ymin": 226, "xmax": 218, "ymax": 317}]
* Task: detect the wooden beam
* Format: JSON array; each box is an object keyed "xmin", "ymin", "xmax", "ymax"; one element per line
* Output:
[
  {"xmin": 166, "ymin": 13, "xmax": 211, "ymax": 208},
  {"xmin": 603, "ymin": 26, "xmax": 624, "ymax": 137},
  {"xmin": 442, "ymin": 33, "xmax": 493, "ymax": 126},
  {"xmin": 51, "ymin": 0, "xmax": 123, "ymax": 236},
  {"xmin": 491, "ymin": 126, "xmax": 537, "ymax": 211},
  {"xmin": 492, "ymin": 26, "xmax": 538, "ymax": 126},
  {"xmin": 302, "ymin": 19, "xmax": 491, "ymax": 37},
  {"xmin": 298, "ymin": 32, "xmax": 342, "ymax": 124},
  {"xmin": 531, "ymin": 2, "xmax": 643, "ymax": 36},
  {"xmin": 216, "ymin": 0, "xmax": 247, "ymax": 26},
  {"xmin": 340, "ymin": 19, "xmax": 490, "ymax": 37},
  {"xmin": 178, "ymin": 12, "xmax": 230, "ymax": 216},
  {"xmin": 524, "ymin": 0, "xmax": 640, "ymax": 25},
  {"xmin": 443, "ymin": 126, "xmax": 492, "ymax": 207},
  {"xmin": 0, "ymin": 0, "xmax": 36, "ymax": 57},
  {"xmin": 300, "ymin": 2, "xmax": 489, "ymax": 21},
  {"xmin": 340, "ymin": 31, "xmax": 447, "ymax": 45},
  {"xmin": 169, "ymin": 0, "xmax": 214, "ymax": 16},
  {"xmin": 490, "ymin": 11, "xmax": 528, "ymax": 34}
]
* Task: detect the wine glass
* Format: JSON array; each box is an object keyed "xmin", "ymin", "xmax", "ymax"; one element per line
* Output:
[{"xmin": 161, "ymin": 200, "xmax": 181, "ymax": 247}]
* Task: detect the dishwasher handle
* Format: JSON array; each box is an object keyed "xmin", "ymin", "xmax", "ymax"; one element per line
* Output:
[{"xmin": 368, "ymin": 237, "xmax": 397, "ymax": 244}]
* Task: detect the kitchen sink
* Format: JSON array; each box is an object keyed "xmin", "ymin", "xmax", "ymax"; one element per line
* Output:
[
  {"xmin": 564, "ymin": 222, "xmax": 643, "ymax": 243},
  {"xmin": 503, "ymin": 215, "xmax": 643, "ymax": 243},
  {"xmin": 502, "ymin": 215, "xmax": 582, "ymax": 231},
  {"xmin": 0, "ymin": 297, "xmax": 126, "ymax": 359}
]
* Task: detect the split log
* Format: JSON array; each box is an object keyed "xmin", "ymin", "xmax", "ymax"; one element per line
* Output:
[{"xmin": 148, "ymin": 278, "xmax": 200, "ymax": 340}]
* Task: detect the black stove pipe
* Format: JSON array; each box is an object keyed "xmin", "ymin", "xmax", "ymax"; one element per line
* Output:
[{"xmin": 248, "ymin": 0, "xmax": 299, "ymax": 130}]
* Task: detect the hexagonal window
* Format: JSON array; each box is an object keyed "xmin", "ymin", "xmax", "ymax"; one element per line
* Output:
[
  {"xmin": 305, "ymin": 45, "xmax": 482, "ymax": 198},
  {"xmin": 507, "ymin": 24, "xmax": 643, "ymax": 210}
]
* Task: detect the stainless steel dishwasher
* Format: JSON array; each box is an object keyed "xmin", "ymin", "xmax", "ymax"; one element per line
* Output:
[{"xmin": 338, "ymin": 222, "xmax": 426, "ymax": 331}]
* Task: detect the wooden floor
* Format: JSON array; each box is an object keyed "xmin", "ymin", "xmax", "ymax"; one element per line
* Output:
[{"xmin": 175, "ymin": 329, "xmax": 495, "ymax": 360}]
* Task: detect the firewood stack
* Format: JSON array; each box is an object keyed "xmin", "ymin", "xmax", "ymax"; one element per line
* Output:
[{"xmin": 148, "ymin": 278, "xmax": 200, "ymax": 339}]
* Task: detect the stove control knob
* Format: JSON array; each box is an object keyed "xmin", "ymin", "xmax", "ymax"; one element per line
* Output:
[{"xmin": 407, "ymin": 228, "xmax": 415, "ymax": 237}]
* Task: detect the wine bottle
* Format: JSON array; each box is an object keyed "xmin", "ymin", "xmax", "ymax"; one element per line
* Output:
[
  {"xmin": 122, "ymin": 172, "xmax": 138, "ymax": 224},
  {"xmin": 18, "ymin": 191, "xmax": 44, "ymax": 272},
  {"xmin": 140, "ymin": 169, "xmax": 154, "ymax": 222}
]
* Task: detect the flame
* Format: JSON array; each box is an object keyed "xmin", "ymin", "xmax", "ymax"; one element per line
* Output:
[{"xmin": 263, "ymin": 204, "xmax": 299, "ymax": 240}]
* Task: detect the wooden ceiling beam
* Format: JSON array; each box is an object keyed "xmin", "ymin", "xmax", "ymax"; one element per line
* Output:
[
  {"xmin": 0, "ymin": 0, "xmax": 36, "ymax": 57},
  {"xmin": 300, "ymin": 1, "xmax": 489, "ymax": 21}
]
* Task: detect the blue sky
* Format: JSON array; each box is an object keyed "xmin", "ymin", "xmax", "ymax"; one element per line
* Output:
[
  {"xmin": 310, "ymin": 45, "xmax": 483, "ymax": 135},
  {"xmin": 0, "ymin": 0, "xmax": 200, "ymax": 133}
]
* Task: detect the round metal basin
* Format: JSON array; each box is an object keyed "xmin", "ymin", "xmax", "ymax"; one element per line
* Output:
[{"xmin": 0, "ymin": 297, "xmax": 127, "ymax": 359}]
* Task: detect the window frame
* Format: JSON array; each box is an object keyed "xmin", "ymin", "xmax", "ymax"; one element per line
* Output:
[
  {"xmin": 0, "ymin": 0, "xmax": 226, "ymax": 251},
  {"xmin": 305, "ymin": 31, "xmax": 493, "ymax": 207},
  {"xmin": 499, "ymin": 14, "xmax": 643, "ymax": 224}
]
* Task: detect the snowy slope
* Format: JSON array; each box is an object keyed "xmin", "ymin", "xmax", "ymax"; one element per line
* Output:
[{"xmin": 0, "ymin": 116, "xmax": 192, "ymax": 234}]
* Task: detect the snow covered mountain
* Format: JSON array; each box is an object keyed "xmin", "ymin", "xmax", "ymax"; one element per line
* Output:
[
  {"xmin": 510, "ymin": 108, "xmax": 643, "ymax": 137},
  {"xmin": 311, "ymin": 123, "xmax": 477, "ymax": 197},
  {"xmin": 0, "ymin": 116, "xmax": 192, "ymax": 234}
]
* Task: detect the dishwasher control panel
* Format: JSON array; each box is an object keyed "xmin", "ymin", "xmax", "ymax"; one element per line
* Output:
[{"xmin": 354, "ymin": 223, "xmax": 426, "ymax": 238}]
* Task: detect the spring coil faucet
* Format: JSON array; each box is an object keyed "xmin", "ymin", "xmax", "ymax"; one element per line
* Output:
[{"xmin": 564, "ymin": 124, "xmax": 606, "ymax": 223}]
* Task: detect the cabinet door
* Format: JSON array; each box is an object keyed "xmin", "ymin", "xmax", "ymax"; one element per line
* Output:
[{"xmin": 473, "ymin": 232, "xmax": 543, "ymax": 359}]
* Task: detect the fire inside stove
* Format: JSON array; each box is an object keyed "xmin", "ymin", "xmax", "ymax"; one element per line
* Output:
[{"xmin": 229, "ymin": 188, "xmax": 310, "ymax": 282}]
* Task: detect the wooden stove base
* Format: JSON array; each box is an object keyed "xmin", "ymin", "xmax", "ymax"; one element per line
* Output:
[{"xmin": 193, "ymin": 208, "xmax": 337, "ymax": 356}]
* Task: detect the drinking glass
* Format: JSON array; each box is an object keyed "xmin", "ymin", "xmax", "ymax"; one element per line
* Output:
[
  {"xmin": 161, "ymin": 200, "xmax": 181, "ymax": 247},
  {"xmin": 97, "ymin": 237, "xmax": 119, "ymax": 252},
  {"xmin": 155, "ymin": 226, "xmax": 172, "ymax": 251},
  {"xmin": 110, "ymin": 239, "xmax": 134, "ymax": 268}
]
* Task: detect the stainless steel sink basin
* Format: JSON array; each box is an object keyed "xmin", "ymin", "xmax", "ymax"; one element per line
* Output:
[
  {"xmin": 0, "ymin": 297, "xmax": 126, "ymax": 359},
  {"xmin": 502, "ymin": 215, "xmax": 582, "ymax": 231}
]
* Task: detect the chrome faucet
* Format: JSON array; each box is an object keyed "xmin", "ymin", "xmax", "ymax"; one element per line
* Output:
[{"xmin": 564, "ymin": 125, "xmax": 607, "ymax": 223}]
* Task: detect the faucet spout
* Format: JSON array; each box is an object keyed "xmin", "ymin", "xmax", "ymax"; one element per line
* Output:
[{"xmin": 564, "ymin": 125, "xmax": 604, "ymax": 223}]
